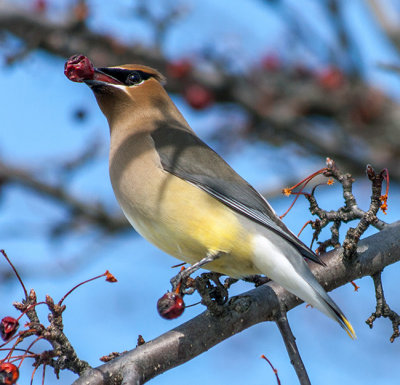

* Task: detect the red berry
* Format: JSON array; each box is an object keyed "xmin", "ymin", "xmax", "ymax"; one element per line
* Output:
[
  {"xmin": 64, "ymin": 55, "xmax": 95, "ymax": 83},
  {"xmin": 261, "ymin": 54, "xmax": 280, "ymax": 71},
  {"xmin": 157, "ymin": 292, "xmax": 185, "ymax": 319},
  {"xmin": 317, "ymin": 67, "xmax": 344, "ymax": 90},
  {"xmin": 167, "ymin": 60, "xmax": 192, "ymax": 79},
  {"xmin": 184, "ymin": 84, "xmax": 214, "ymax": 110},
  {"xmin": 33, "ymin": 0, "xmax": 46, "ymax": 13},
  {"xmin": 0, "ymin": 363, "xmax": 19, "ymax": 385},
  {"xmin": 0, "ymin": 317, "xmax": 19, "ymax": 341}
]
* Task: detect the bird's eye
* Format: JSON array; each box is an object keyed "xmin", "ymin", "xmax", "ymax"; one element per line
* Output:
[{"xmin": 126, "ymin": 71, "xmax": 144, "ymax": 86}]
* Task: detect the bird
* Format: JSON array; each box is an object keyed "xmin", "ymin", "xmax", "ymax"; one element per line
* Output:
[{"xmin": 64, "ymin": 55, "xmax": 355, "ymax": 338}]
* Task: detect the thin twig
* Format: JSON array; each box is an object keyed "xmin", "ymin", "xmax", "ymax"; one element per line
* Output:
[
  {"xmin": 1, "ymin": 249, "xmax": 28, "ymax": 299},
  {"xmin": 366, "ymin": 271, "xmax": 400, "ymax": 342},
  {"xmin": 261, "ymin": 354, "xmax": 281, "ymax": 385},
  {"xmin": 302, "ymin": 159, "xmax": 388, "ymax": 257},
  {"xmin": 275, "ymin": 306, "xmax": 311, "ymax": 385}
]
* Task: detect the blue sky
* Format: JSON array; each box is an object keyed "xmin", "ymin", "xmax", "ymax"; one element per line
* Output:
[{"xmin": 1, "ymin": 1, "xmax": 400, "ymax": 384}]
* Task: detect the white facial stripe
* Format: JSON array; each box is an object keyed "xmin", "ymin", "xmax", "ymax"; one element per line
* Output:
[{"xmin": 107, "ymin": 84, "xmax": 131, "ymax": 95}]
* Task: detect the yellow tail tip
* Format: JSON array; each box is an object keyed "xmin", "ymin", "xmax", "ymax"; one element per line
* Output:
[{"xmin": 341, "ymin": 316, "xmax": 356, "ymax": 339}]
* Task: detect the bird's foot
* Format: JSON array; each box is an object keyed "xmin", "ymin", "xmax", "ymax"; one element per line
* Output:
[{"xmin": 170, "ymin": 251, "xmax": 222, "ymax": 293}]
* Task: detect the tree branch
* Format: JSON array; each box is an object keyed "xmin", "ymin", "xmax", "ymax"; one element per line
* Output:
[
  {"xmin": 275, "ymin": 307, "xmax": 310, "ymax": 385},
  {"xmin": 72, "ymin": 221, "xmax": 400, "ymax": 385},
  {"xmin": 366, "ymin": 0, "xmax": 400, "ymax": 52},
  {"xmin": 366, "ymin": 271, "xmax": 400, "ymax": 342},
  {"xmin": 0, "ymin": 160, "xmax": 129, "ymax": 234}
]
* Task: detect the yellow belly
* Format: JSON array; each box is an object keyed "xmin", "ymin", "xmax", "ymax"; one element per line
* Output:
[{"xmin": 120, "ymin": 175, "xmax": 257, "ymax": 278}]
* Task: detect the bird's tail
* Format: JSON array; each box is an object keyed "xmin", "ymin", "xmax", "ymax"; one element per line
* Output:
[
  {"xmin": 251, "ymin": 234, "xmax": 356, "ymax": 338},
  {"xmin": 283, "ymin": 268, "xmax": 357, "ymax": 339},
  {"xmin": 313, "ymin": 290, "xmax": 356, "ymax": 339}
]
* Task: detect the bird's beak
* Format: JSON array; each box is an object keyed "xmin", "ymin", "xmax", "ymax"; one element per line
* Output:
[
  {"xmin": 86, "ymin": 68, "xmax": 123, "ymax": 86},
  {"xmin": 64, "ymin": 54, "xmax": 123, "ymax": 86}
]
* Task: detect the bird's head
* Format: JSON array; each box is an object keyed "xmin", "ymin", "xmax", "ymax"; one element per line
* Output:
[{"xmin": 64, "ymin": 55, "xmax": 167, "ymax": 128}]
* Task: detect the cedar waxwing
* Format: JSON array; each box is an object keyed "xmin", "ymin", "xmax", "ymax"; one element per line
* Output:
[{"xmin": 65, "ymin": 55, "xmax": 355, "ymax": 338}]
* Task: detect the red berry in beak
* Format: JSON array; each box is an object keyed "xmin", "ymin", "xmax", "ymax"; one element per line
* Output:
[
  {"xmin": 157, "ymin": 292, "xmax": 185, "ymax": 319},
  {"xmin": 64, "ymin": 54, "xmax": 95, "ymax": 82}
]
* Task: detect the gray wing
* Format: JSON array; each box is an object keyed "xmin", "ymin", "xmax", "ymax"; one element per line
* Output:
[{"xmin": 151, "ymin": 123, "xmax": 323, "ymax": 265}]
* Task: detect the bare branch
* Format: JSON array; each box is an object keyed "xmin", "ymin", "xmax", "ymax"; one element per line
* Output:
[
  {"xmin": 366, "ymin": 271, "xmax": 400, "ymax": 342},
  {"xmin": 133, "ymin": 2, "xmax": 188, "ymax": 51},
  {"xmin": 275, "ymin": 307, "xmax": 311, "ymax": 385},
  {"xmin": 291, "ymin": 159, "xmax": 388, "ymax": 257},
  {"xmin": 366, "ymin": 0, "xmax": 400, "ymax": 51},
  {"xmin": 341, "ymin": 165, "xmax": 387, "ymax": 258},
  {"xmin": 325, "ymin": 0, "xmax": 362, "ymax": 76},
  {"xmin": 0, "ymin": 160, "xmax": 129, "ymax": 233}
]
